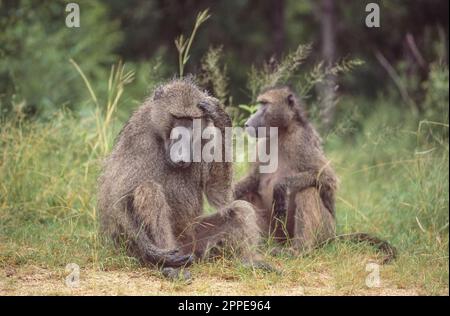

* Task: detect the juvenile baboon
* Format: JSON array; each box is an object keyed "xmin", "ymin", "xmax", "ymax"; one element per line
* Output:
[
  {"xmin": 98, "ymin": 79, "xmax": 266, "ymax": 278},
  {"xmin": 235, "ymin": 85, "xmax": 396, "ymax": 263}
]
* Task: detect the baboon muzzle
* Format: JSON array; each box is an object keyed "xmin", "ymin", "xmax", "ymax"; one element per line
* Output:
[
  {"xmin": 244, "ymin": 107, "xmax": 265, "ymax": 138},
  {"xmin": 167, "ymin": 136, "xmax": 193, "ymax": 169}
]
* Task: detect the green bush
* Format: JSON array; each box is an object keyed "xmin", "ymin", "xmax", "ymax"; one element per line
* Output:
[
  {"xmin": 422, "ymin": 63, "xmax": 449, "ymax": 123},
  {"xmin": 0, "ymin": 0, "xmax": 122, "ymax": 118}
]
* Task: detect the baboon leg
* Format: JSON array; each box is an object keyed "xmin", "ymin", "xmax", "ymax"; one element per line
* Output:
[
  {"xmin": 270, "ymin": 192, "xmax": 296, "ymax": 244},
  {"xmin": 178, "ymin": 200, "xmax": 261, "ymax": 262},
  {"xmin": 120, "ymin": 182, "xmax": 193, "ymax": 268},
  {"xmin": 291, "ymin": 187, "xmax": 335, "ymax": 252},
  {"xmin": 132, "ymin": 182, "xmax": 177, "ymax": 250},
  {"xmin": 237, "ymin": 191, "xmax": 271, "ymax": 237}
]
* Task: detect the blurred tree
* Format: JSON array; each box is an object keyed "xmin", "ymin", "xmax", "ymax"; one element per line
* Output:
[
  {"xmin": 106, "ymin": 0, "xmax": 286, "ymax": 102},
  {"xmin": 0, "ymin": 0, "xmax": 448, "ymax": 122},
  {"xmin": 317, "ymin": 0, "xmax": 337, "ymax": 130},
  {"xmin": 269, "ymin": 0, "xmax": 285, "ymax": 58},
  {"xmin": 0, "ymin": 0, "xmax": 122, "ymax": 117}
]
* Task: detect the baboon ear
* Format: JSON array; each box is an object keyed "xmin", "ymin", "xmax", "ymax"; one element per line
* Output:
[
  {"xmin": 153, "ymin": 86, "xmax": 164, "ymax": 100},
  {"xmin": 287, "ymin": 94, "xmax": 295, "ymax": 107}
]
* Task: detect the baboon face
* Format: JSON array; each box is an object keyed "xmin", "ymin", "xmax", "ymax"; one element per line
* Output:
[
  {"xmin": 150, "ymin": 81, "xmax": 218, "ymax": 168},
  {"xmin": 245, "ymin": 86, "xmax": 297, "ymax": 137},
  {"xmin": 164, "ymin": 117, "xmax": 194, "ymax": 168}
]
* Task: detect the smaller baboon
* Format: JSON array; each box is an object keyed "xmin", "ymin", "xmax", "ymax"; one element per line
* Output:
[
  {"xmin": 98, "ymin": 79, "xmax": 269, "ymax": 279},
  {"xmin": 235, "ymin": 85, "xmax": 396, "ymax": 263}
]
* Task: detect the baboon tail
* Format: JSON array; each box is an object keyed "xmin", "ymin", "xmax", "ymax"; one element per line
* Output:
[
  {"xmin": 113, "ymin": 227, "xmax": 194, "ymax": 268},
  {"xmin": 118, "ymin": 192, "xmax": 195, "ymax": 268},
  {"xmin": 144, "ymin": 245, "xmax": 195, "ymax": 268},
  {"xmin": 323, "ymin": 233, "xmax": 397, "ymax": 264}
]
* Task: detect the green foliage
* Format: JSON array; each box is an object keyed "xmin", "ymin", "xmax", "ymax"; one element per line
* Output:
[
  {"xmin": 0, "ymin": 0, "xmax": 122, "ymax": 118},
  {"xmin": 247, "ymin": 44, "xmax": 312, "ymax": 101},
  {"xmin": 242, "ymin": 43, "xmax": 363, "ymax": 129},
  {"xmin": 422, "ymin": 63, "xmax": 449, "ymax": 123},
  {"xmin": 328, "ymin": 103, "xmax": 449, "ymax": 252},
  {"xmin": 247, "ymin": 43, "xmax": 364, "ymax": 101},
  {"xmin": 121, "ymin": 58, "xmax": 166, "ymax": 110},
  {"xmin": 0, "ymin": 111, "xmax": 135, "ymax": 269},
  {"xmin": 300, "ymin": 58, "xmax": 365, "ymax": 97},
  {"xmin": 232, "ymin": 104, "xmax": 259, "ymax": 126},
  {"xmin": 70, "ymin": 59, "xmax": 134, "ymax": 156},
  {"xmin": 174, "ymin": 9, "xmax": 210, "ymax": 78},
  {"xmin": 198, "ymin": 46, "xmax": 230, "ymax": 106}
]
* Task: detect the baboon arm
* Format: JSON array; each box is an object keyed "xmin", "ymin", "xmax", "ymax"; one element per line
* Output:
[
  {"xmin": 198, "ymin": 101, "xmax": 232, "ymax": 131},
  {"xmin": 205, "ymin": 161, "xmax": 234, "ymax": 208},
  {"xmin": 200, "ymin": 101, "xmax": 235, "ymax": 208},
  {"xmin": 234, "ymin": 167, "xmax": 260, "ymax": 200},
  {"xmin": 283, "ymin": 171, "xmax": 316, "ymax": 190},
  {"xmin": 273, "ymin": 168, "xmax": 336, "ymax": 216}
]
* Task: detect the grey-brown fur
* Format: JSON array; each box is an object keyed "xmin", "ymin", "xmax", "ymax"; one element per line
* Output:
[
  {"xmin": 235, "ymin": 85, "xmax": 337, "ymax": 251},
  {"xmin": 235, "ymin": 86, "xmax": 396, "ymax": 263},
  {"xmin": 98, "ymin": 79, "xmax": 264, "ymax": 275}
]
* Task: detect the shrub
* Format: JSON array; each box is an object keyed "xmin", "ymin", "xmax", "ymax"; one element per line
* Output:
[{"xmin": 0, "ymin": 0, "xmax": 122, "ymax": 118}]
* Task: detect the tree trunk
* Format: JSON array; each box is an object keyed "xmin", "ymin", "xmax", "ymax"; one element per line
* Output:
[
  {"xmin": 318, "ymin": 0, "xmax": 337, "ymax": 131},
  {"xmin": 270, "ymin": 0, "xmax": 285, "ymax": 58}
]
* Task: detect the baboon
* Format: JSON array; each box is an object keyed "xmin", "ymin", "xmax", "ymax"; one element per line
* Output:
[
  {"xmin": 98, "ymin": 79, "xmax": 267, "ymax": 279},
  {"xmin": 235, "ymin": 85, "xmax": 396, "ymax": 263}
]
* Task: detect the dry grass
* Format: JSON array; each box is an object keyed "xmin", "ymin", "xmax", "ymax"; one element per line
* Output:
[{"xmin": 0, "ymin": 264, "xmax": 424, "ymax": 296}]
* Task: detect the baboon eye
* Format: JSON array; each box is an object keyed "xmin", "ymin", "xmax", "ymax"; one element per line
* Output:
[
  {"xmin": 287, "ymin": 94, "xmax": 295, "ymax": 107},
  {"xmin": 171, "ymin": 114, "xmax": 191, "ymax": 120},
  {"xmin": 153, "ymin": 86, "xmax": 164, "ymax": 100}
]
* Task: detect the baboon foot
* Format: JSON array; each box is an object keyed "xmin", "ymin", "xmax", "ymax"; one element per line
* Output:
[
  {"xmin": 273, "ymin": 183, "xmax": 288, "ymax": 218},
  {"xmin": 161, "ymin": 267, "xmax": 192, "ymax": 282}
]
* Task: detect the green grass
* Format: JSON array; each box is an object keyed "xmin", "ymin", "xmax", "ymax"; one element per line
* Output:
[{"xmin": 0, "ymin": 101, "xmax": 448, "ymax": 295}]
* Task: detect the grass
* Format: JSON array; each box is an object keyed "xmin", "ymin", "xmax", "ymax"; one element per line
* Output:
[{"xmin": 0, "ymin": 98, "xmax": 448, "ymax": 295}]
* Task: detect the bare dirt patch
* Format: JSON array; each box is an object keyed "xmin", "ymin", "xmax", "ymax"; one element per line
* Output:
[{"xmin": 0, "ymin": 265, "xmax": 421, "ymax": 296}]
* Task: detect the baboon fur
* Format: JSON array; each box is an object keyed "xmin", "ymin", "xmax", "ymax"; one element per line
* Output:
[
  {"xmin": 98, "ymin": 79, "xmax": 262, "ymax": 272},
  {"xmin": 235, "ymin": 85, "xmax": 337, "ymax": 252},
  {"xmin": 235, "ymin": 86, "xmax": 396, "ymax": 263}
]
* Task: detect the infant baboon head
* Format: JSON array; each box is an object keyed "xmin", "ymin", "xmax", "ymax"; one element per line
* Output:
[{"xmin": 245, "ymin": 86, "xmax": 305, "ymax": 137}]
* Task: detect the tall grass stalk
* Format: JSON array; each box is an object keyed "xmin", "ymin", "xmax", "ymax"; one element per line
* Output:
[
  {"xmin": 70, "ymin": 59, "xmax": 134, "ymax": 158},
  {"xmin": 175, "ymin": 9, "xmax": 210, "ymax": 77}
]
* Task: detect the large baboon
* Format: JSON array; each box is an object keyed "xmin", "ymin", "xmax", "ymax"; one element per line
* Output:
[
  {"xmin": 235, "ymin": 85, "xmax": 396, "ymax": 263},
  {"xmin": 98, "ymin": 79, "xmax": 265, "ymax": 278}
]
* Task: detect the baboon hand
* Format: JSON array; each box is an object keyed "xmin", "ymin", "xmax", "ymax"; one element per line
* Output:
[
  {"xmin": 273, "ymin": 182, "xmax": 288, "ymax": 219},
  {"xmin": 197, "ymin": 101, "xmax": 218, "ymax": 117},
  {"xmin": 197, "ymin": 101, "xmax": 231, "ymax": 128}
]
